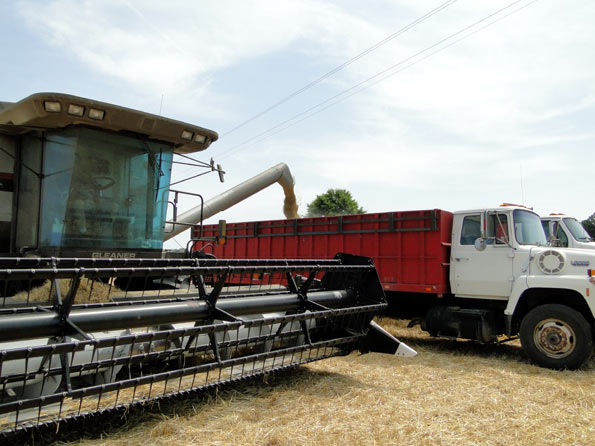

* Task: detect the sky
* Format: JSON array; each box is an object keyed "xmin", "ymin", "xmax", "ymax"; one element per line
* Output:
[{"xmin": 1, "ymin": 0, "xmax": 594, "ymax": 248}]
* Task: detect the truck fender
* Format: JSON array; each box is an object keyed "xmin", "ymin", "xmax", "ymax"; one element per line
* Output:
[
  {"xmin": 505, "ymin": 283, "xmax": 595, "ymax": 337},
  {"xmin": 503, "ymin": 276, "xmax": 529, "ymax": 319}
]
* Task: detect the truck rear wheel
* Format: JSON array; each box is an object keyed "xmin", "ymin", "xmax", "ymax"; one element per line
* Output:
[{"xmin": 519, "ymin": 304, "xmax": 593, "ymax": 370}]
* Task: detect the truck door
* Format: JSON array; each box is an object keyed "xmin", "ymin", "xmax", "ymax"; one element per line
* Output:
[{"xmin": 450, "ymin": 212, "xmax": 514, "ymax": 299}]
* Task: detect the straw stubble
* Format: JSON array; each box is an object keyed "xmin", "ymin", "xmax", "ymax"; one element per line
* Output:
[{"xmin": 57, "ymin": 318, "xmax": 595, "ymax": 446}]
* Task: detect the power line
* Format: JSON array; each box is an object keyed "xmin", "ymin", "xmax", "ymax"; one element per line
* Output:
[
  {"xmin": 219, "ymin": 0, "xmax": 459, "ymax": 138},
  {"xmin": 175, "ymin": 1, "xmax": 459, "ymax": 180},
  {"xmin": 215, "ymin": 0, "xmax": 537, "ymax": 159},
  {"xmin": 243, "ymin": 0, "xmax": 541, "ymax": 147}
]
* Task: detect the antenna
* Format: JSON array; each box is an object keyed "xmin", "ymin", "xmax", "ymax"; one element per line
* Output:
[
  {"xmin": 159, "ymin": 94, "xmax": 164, "ymax": 116},
  {"xmin": 520, "ymin": 164, "xmax": 525, "ymax": 205}
]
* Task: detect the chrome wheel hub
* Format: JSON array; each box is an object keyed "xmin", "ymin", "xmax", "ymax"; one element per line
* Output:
[{"xmin": 534, "ymin": 318, "xmax": 575, "ymax": 358}]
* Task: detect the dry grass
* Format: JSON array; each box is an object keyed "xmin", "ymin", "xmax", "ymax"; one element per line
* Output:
[
  {"xmin": 12, "ymin": 279, "xmax": 116, "ymax": 304},
  {"xmin": 41, "ymin": 318, "xmax": 595, "ymax": 446}
]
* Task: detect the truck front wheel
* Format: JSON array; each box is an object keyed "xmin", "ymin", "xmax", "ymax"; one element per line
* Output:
[{"xmin": 519, "ymin": 304, "xmax": 593, "ymax": 370}]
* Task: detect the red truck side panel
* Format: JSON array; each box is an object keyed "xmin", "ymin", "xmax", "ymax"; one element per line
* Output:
[{"xmin": 194, "ymin": 209, "xmax": 453, "ymax": 295}]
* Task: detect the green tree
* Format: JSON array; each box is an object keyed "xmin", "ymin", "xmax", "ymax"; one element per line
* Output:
[
  {"xmin": 582, "ymin": 212, "xmax": 595, "ymax": 238},
  {"xmin": 306, "ymin": 189, "xmax": 364, "ymax": 217}
]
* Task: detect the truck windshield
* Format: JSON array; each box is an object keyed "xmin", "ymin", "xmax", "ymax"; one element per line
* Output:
[
  {"xmin": 563, "ymin": 218, "xmax": 592, "ymax": 241},
  {"xmin": 37, "ymin": 127, "xmax": 173, "ymax": 251},
  {"xmin": 513, "ymin": 210, "xmax": 547, "ymax": 246}
]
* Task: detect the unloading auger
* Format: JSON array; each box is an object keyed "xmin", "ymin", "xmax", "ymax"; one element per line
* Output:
[{"xmin": 0, "ymin": 254, "xmax": 415, "ymax": 434}]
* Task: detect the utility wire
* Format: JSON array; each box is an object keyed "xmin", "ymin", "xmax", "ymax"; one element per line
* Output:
[
  {"xmin": 236, "ymin": 0, "xmax": 540, "ymax": 148},
  {"xmin": 220, "ymin": 0, "xmax": 458, "ymax": 138},
  {"xmin": 174, "ymin": 0, "xmax": 458, "ymax": 181},
  {"xmin": 216, "ymin": 0, "xmax": 536, "ymax": 159}
]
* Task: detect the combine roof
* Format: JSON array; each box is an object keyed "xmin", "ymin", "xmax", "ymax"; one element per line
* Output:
[{"xmin": 0, "ymin": 92, "xmax": 218, "ymax": 154}]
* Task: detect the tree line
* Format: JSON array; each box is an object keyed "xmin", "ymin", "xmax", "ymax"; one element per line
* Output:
[{"xmin": 583, "ymin": 213, "xmax": 595, "ymax": 238}]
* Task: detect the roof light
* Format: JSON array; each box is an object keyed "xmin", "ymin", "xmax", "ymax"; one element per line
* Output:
[
  {"xmin": 181, "ymin": 130, "xmax": 194, "ymax": 141},
  {"xmin": 88, "ymin": 108, "xmax": 105, "ymax": 120},
  {"xmin": 67, "ymin": 104, "xmax": 85, "ymax": 117},
  {"xmin": 500, "ymin": 203, "xmax": 532, "ymax": 210},
  {"xmin": 44, "ymin": 101, "xmax": 61, "ymax": 113},
  {"xmin": 194, "ymin": 134, "xmax": 206, "ymax": 144}
]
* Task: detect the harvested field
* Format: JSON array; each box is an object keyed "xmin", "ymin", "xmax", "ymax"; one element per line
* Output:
[
  {"xmin": 11, "ymin": 278, "xmax": 117, "ymax": 304},
  {"xmin": 31, "ymin": 318, "xmax": 595, "ymax": 446}
]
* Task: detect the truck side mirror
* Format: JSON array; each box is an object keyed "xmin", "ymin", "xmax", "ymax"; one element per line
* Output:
[
  {"xmin": 480, "ymin": 211, "xmax": 487, "ymax": 239},
  {"xmin": 550, "ymin": 222, "xmax": 558, "ymax": 241},
  {"xmin": 546, "ymin": 221, "xmax": 562, "ymax": 246},
  {"xmin": 474, "ymin": 238, "xmax": 487, "ymax": 251}
]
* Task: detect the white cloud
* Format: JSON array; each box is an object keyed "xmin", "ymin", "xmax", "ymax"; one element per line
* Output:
[
  {"xmin": 11, "ymin": 0, "xmax": 595, "ymax": 225},
  {"xmin": 16, "ymin": 0, "xmax": 370, "ymax": 91}
]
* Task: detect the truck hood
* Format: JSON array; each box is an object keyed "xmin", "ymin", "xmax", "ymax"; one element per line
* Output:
[
  {"xmin": 572, "ymin": 240, "xmax": 595, "ymax": 250},
  {"xmin": 527, "ymin": 246, "xmax": 594, "ymax": 276}
]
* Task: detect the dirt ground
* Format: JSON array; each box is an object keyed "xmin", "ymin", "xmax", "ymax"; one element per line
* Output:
[{"xmin": 28, "ymin": 317, "xmax": 592, "ymax": 446}]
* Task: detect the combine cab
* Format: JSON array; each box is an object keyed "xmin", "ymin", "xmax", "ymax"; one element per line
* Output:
[
  {"xmin": 0, "ymin": 93, "xmax": 414, "ymax": 434},
  {"xmin": 0, "ymin": 93, "xmax": 219, "ymax": 259}
]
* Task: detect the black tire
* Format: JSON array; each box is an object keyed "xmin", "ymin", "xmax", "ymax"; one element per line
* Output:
[{"xmin": 519, "ymin": 304, "xmax": 594, "ymax": 370}]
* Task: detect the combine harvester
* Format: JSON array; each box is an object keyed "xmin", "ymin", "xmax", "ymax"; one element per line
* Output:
[{"xmin": 0, "ymin": 93, "xmax": 414, "ymax": 434}]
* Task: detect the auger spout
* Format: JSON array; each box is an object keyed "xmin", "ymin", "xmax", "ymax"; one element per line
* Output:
[{"xmin": 164, "ymin": 163, "xmax": 299, "ymax": 241}]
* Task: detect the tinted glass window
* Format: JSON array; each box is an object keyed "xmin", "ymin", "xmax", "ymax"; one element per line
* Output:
[
  {"xmin": 556, "ymin": 226, "xmax": 569, "ymax": 247},
  {"xmin": 16, "ymin": 134, "xmax": 42, "ymax": 249},
  {"xmin": 563, "ymin": 218, "xmax": 592, "ymax": 241},
  {"xmin": 39, "ymin": 128, "xmax": 173, "ymax": 251},
  {"xmin": 461, "ymin": 215, "xmax": 481, "ymax": 245},
  {"xmin": 487, "ymin": 213, "xmax": 509, "ymax": 245},
  {"xmin": 514, "ymin": 210, "xmax": 547, "ymax": 245}
]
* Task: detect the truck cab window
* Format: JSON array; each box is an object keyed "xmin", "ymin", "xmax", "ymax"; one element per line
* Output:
[
  {"xmin": 460, "ymin": 215, "xmax": 481, "ymax": 245},
  {"xmin": 556, "ymin": 225, "xmax": 569, "ymax": 247},
  {"xmin": 563, "ymin": 217, "xmax": 592, "ymax": 242},
  {"xmin": 487, "ymin": 214, "xmax": 509, "ymax": 245},
  {"xmin": 513, "ymin": 209, "xmax": 547, "ymax": 245}
]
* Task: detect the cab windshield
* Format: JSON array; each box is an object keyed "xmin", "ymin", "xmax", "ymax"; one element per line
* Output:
[
  {"xmin": 563, "ymin": 218, "xmax": 592, "ymax": 242},
  {"xmin": 35, "ymin": 127, "xmax": 173, "ymax": 251},
  {"xmin": 514, "ymin": 210, "xmax": 547, "ymax": 246}
]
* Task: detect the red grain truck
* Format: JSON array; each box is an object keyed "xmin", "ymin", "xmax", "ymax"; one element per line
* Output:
[
  {"xmin": 195, "ymin": 209, "xmax": 452, "ymax": 295},
  {"xmin": 194, "ymin": 206, "xmax": 595, "ymax": 370}
]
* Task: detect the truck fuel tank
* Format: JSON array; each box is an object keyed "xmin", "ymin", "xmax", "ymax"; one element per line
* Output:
[{"xmin": 421, "ymin": 306, "xmax": 498, "ymax": 343}]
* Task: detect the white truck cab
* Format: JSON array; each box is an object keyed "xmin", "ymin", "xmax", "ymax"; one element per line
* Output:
[
  {"xmin": 433, "ymin": 205, "xmax": 595, "ymax": 369},
  {"xmin": 541, "ymin": 214, "xmax": 595, "ymax": 250}
]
